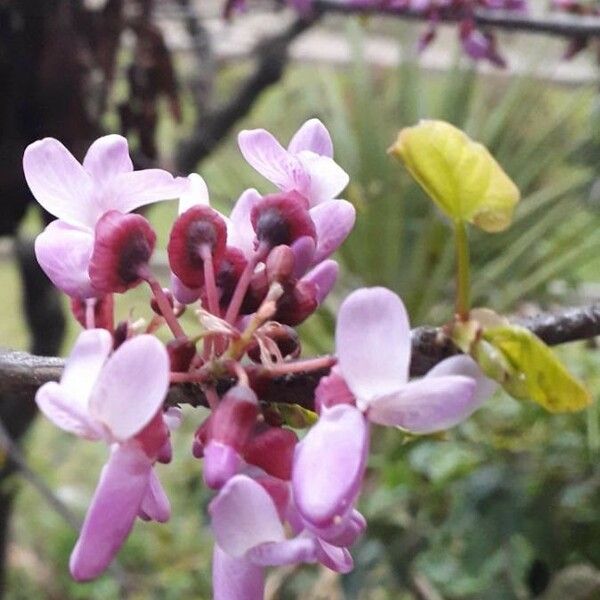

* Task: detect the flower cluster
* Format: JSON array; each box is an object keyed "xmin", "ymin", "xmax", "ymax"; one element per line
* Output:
[{"xmin": 26, "ymin": 120, "xmax": 493, "ymax": 597}]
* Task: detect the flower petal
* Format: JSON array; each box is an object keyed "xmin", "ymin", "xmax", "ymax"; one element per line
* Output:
[
  {"xmin": 292, "ymin": 404, "xmax": 368, "ymax": 528},
  {"xmin": 367, "ymin": 375, "xmax": 477, "ymax": 433},
  {"xmin": 290, "ymin": 236, "xmax": 316, "ymax": 278},
  {"xmin": 310, "ymin": 199, "xmax": 356, "ymax": 264},
  {"xmin": 108, "ymin": 169, "xmax": 190, "ymax": 214},
  {"xmin": 297, "ymin": 151, "xmax": 349, "ymax": 205},
  {"xmin": 139, "ymin": 468, "xmax": 170, "ymax": 523},
  {"xmin": 238, "ymin": 129, "xmax": 309, "ymax": 193},
  {"xmin": 34, "ymin": 221, "xmax": 98, "ymax": 299},
  {"xmin": 35, "ymin": 382, "xmax": 103, "ymax": 440},
  {"xmin": 61, "ymin": 328, "xmax": 113, "ymax": 406},
  {"xmin": 88, "ymin": 335, "xmax": 169, "ymax": 441},
  {"xmin": 302, "ymin": 260, "xmax": 338, "ymax": 304},
  {"xmin": 337, "ymin": 287, "xmax": 411, "ymax": 408},
  {"xmin": 69, "ymin": 444, "xmax": 152, "ymax": 581},
  {"xmin": 228, "ymin": 188, "xmax": 261, "ymax": 258},
  {"xmin": 23, "ymin": 138, "xmax": 96, "ymax": 228},
  {"xmin": 82, "ymin": 135, "xmax": 133, "ymax": 182},
  {"xmin": 426, "ymin": 354, "xmax": 497, "ymax": 407},
  {"xmin": 213, "ymin": 545, "xmax": 265, "ymax": 600},
  {"xmin": 178, "ymin": 173, "xmax": 210, "ymax": 214},
  {"xmin": 316, "ymin": 539, "xmax": 354, "ymax": 573},
  {"xmin": 288, "ymin": 119, "xmax": 333, "ymax": 157},
  {"xmin": 247, "ymin": 537, "xmax": 318, "ymax": 567},
  {"xmin": 209, "ymin": 475, "xmax": 285, "ymax": 557}
]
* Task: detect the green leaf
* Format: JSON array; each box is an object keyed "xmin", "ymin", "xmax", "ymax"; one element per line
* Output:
[
  {"xmin": 266, "ymin": 403, "xmax": 318, "ymax": 429},
  {"xmin": 389, "ymin": 120, "xmax": 520, "ymax": 232},
  {"xmin": 481, "ymin": 325, "xmax": 592, "ymax": 413}
]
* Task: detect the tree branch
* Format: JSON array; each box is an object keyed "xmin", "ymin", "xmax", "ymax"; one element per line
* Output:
[
  {"xmin": 175, "ymin": 14, "xmax": 320, "ymax": 172},
  {"xmin": 314, "ymin": 2, "xmax": 600, "ymax": 38},
  {"xmin": 1, "ymin": 304, "xmax": 598, "ymax": 410}
]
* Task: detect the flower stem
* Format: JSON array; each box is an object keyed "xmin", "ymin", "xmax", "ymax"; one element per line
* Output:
[
  {"xmin": 262, "ymin": 355, "xmax": 336, "ymax": 376},
  {"xmin": 143, "ymin": 271, "xmax": 186, "ymax": 339},
  {"xmin": 454, "ymin": 220, "xmax": 471, "ymax": 321}
]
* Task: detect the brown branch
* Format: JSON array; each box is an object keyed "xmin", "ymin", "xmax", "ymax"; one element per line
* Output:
[
  {"xmin": 313, "ymin": 2, "xmax": 600, "ymax": 39},
  {"xmin": 175, "ymin": 14, "xmax": 320, "ymax": 173},
  {"xmin": 1, "ymin": 304, "xmax": 598, "ymax": 410}
]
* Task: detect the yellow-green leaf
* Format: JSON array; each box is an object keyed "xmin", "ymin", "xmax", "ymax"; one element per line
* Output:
[
  {"xmin": 389, "ymin": 120, "xmax": 520, "ymax": 232},
  {"xmin": 481, "ymin": 325, "xmax": 591, "ymax": 413},
  {"xmin": 267, "ymin": 403, "xmax": 318, "ymax": 428}
]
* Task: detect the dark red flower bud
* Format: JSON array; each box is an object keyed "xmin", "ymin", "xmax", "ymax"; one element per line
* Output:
[
  {"xmin": 273, "ymin": 280, "xmax": 318, "ymax": 326},
  {"xmin": 151, "ymin": 288, "xmax": 175, "ymax": 316},
  {"xmin": 209, "ymin": 386, "xmax": 259, "ymax": 451},
  {"xmin": 251, "ymin": 192, "xmax": 315, "ymax": 248},
  {"xmin": 240, "ymin": 268, "xmax": 269, "ymax": 315},
  {"xmin": 192, "ymin": 417, "xmax": 212, "ymax": 458},
  {"xmin": 247, "ymin": 323, "xmax": 301, "ymax": 363},
  {"xmin": 168, "ymin": 205, "xmax": 227, "ymax": 288},
  {"xmin": 136, "ymin": 411, "xmax": 169, "ymax": 460},
  {"xmin": 70, "ymin": 295, "xmax": 115, "ymax": 332},
  {"xmin": 166, "ymin": 338, "xmax": 196, "ymax": 372},
  {"xmin": 89, "ymin": 211, "xmax": 156, "ymax": 294},
  {"xmin": 243, "ymin": 426, "xmax": 298, "ymax": 480},
  {"xmin": 266, "ymin": 245, "xmax": 295, "ymax": 284}
]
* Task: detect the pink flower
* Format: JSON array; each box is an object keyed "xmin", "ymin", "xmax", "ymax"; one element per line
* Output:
[
  {"xmin": 35, "ymin": 329, "xmax": 171, "ymax": 580},
  {"xmin": 209, "ymin": 474, "xmax": 361, "ymax": 599},
  {"xmin": 23, "ymin": 135, "xmax": 189, "ymax": 298},
  {"xmin": 292, "ymin": 287, "xmax": 495, "ymax": 532},
  {"xmin": 237, "ymin": 119, "xmax": 349, "ymax": 207}
]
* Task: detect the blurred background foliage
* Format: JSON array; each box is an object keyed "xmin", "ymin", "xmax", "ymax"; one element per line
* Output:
[{"xmin": 3, "ymin": 20, "xmax": 600, "ymax": 600}]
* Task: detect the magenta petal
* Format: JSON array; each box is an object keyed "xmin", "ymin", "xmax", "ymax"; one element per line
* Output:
[
  {"xmin": 203, "ymin": 441, "xmax": 244, "ymax": 489},
  {"xmin": 139, "ymin": 469, "xmax": 170, "ymax": 523},
  {"xmin": 34, "ymin": 221, "xmax": 97, "ymax": 299},
  {"xmin": 426, "ymin": 355, "xmax": 497, "ymax": 408},
  {"xmin": 108, "ymin": 170, "xmax": 190, "ymax": 215},
  {"xmin": 288, "ymin": 119, "xmax": 334, "ymax": 158},
  {"xmin": 213, "ymin": 545, "xmax": 265, "ymax": 600},
  {"xmin": 302, "ymin": 260, "xmax": 338, "ymax": 304},
  {"xmin": 310, "ymin": 199, "xmax": 356, "ymax": 263},
  {"xmin": 290, "ymin": 236, "xmax": 316, "ymax": 278},
  {"xmin": 82, "ymin": 135, "xmax": 133, "ymax": 182},
  {"xmin": 247, "ymin": 537, "xmax": 318, "ymax": 567},
  {"xmin": 69, "ymin": 445, "xmax": 152, "ymax": 581},
  {"xmin": 314, "ymin": 509, "xmax": 366, "ymax": 547},
  {"xmin": 209, "ymin": 475, "xmax": 285, "ymax": 557},
  {"xmin": 170, "ymin": 273, "xmax": 201, "ymax": 304},
  {"xmin": 238, "ymin": 129, "xmax": 309, "ymax": 193},
  {"xmin": 316, "ymin": 539, "xmax": 354, "ymax": 573},
  {"xmin": 336, "ymin": 287, "xmax": 411, "ymax": 409},
  {"xmin": 88, "ymin": 335, "xmax": 169, "ymax": 441},
  {"xmin": 292, "ymin": 404, "xmax": 368, "ymax": 528},
  {"xmin": 367, "ymin": 375, "xmax": 477, "ymax": 434},
  {"xmin": 23, "ymin": 138, "xmax": 96, "ymax": 228}
]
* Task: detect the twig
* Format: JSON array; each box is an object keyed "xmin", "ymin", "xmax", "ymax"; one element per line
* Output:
[
  {"xmin": 0, "ymin": 303, "xmax": 598, "ymax": 408},
  {"xmin": 314, "ymin": 2, "xmax": 600, "ymax": 39},
  {"xmin": 175, "ymin": 14, "xmax": 320, "ymax": 172}
]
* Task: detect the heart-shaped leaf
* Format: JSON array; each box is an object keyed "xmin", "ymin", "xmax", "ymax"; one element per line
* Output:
[{"xmin": 389, "ymin": 120, "xmax": 520, "ymax": 232}]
